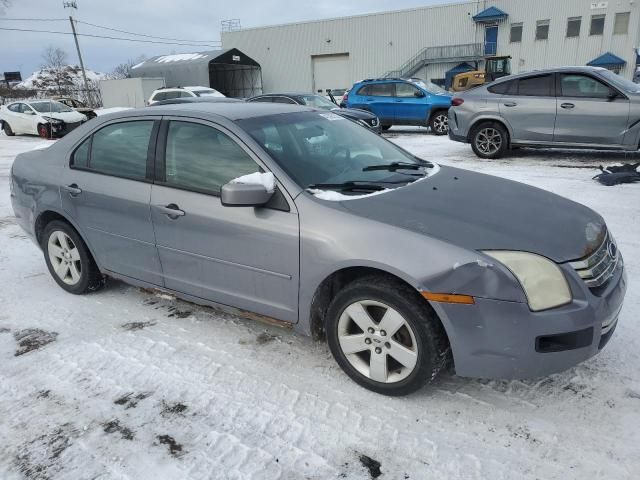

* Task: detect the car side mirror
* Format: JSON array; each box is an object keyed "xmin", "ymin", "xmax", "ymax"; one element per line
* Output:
[
  {"xmin": 607, "ymin": 90, "xmax": 619, "ymax": 101},
  {"xmin": 414, "ymin": 91, "xmax": 426, "ymax": 98},
  {"xmin": 24, "ymin": 110, "xmax": 35, "ymax": 115},
  {"xmin": 221, "ymin": 182, "xmax": 274, "ymax": 207}
]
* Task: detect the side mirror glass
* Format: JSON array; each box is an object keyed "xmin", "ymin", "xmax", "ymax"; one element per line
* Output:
[
  {"xmin": 24, "ymin": 110, "xmax": 35, "ymax": 115},
  {"xmin": 414, "ymin": 90, "xmax": 426, "ymax": 98},
  {"xmin": 607, "ymin": 90, "xmax": 619, "ymax": 101},
  {"xmin": 221, "ymin": 172, "xmax": 275, "ymax": 207}
]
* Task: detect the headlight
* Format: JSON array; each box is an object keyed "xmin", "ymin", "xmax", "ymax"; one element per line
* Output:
[
  {"xmin": 483, "ymin": 251, "xmax": 572, "ymax": 311},
  {"xmin": 41, "ymin": 116, "xmax": 62, "ymax": 124}
]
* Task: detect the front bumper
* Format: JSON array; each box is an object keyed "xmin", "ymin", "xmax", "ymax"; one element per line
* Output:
[
  {"xmin": 49, "ymin": 120, "xmax": 83, "ymax": 137},
  {"xmin": 432, "ymin": 258, "xmax": 627, "ymax": 379}
]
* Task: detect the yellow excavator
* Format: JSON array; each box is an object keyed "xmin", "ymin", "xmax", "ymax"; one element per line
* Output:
[{"xmin": 451, "ymin": 56, "xmax": 512, "ymax": 92}]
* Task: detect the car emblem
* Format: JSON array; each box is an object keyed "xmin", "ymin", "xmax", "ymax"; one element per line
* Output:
[{"xmin": 607, "ymin": 241, "xmax": 617, "ymax": 260}]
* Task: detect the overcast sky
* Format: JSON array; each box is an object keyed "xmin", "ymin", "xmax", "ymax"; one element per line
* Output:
[{"xmin": 1, "ymin": 0, "xmax": 454, "ymax": 78}]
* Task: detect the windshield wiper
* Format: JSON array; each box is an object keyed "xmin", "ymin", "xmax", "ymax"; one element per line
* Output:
[
  {"xmin": 362, "ymin": 161, "xmax": 429, "ymax": 172},
  {"xmin": 306, "ymin": 181, "xmax": 388, "ymax": 192}
]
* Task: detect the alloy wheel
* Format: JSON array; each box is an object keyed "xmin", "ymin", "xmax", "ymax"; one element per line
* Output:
[
  {"xmin": 337, "ymin": 300, "xmax": 419, "ymax": 383},
  {"xmin": 47, "ymin": 231, "xmax": 82, "ymax": 285},
  {"xmin": 475, "ymin": 127, "xmax": 502, "ymax": 155},
  {"xmin": 433, "ymin": 114, "xmax": 448, "ymax": 134}
]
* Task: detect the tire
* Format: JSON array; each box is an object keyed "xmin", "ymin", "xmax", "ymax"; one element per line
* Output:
[
  {"xmin": 470, "ymin": 121, "xmax": 508, "ymax": 159},
  {"xmin": 381, "ymin": 125, "xmax": 392, "ymax": 131},
  {"xmin": 325, "ymin": 275, "xmax": 449, "ymax": 396},
  {"xmin": 41, "ymin": 220, "xmax": 104, "ymax": 294},
  {"xmin": 37, "ymin": 123, "xmax": 51, "ymax": 139},
  {"xmin": 429, "ymin": 110, "xmax": 449, "ymax": 135},
  {"xmin": 2, "ymin": 121, "xmax": 15, "ymax": 136}
]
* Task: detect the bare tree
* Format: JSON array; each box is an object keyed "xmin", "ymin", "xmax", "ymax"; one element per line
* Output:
[
  {"xmin": 36, "ymin": 45, "xmax": 75, "ymax": 95},
  {"xmin": 109, "ymin": 55, "xmax": 147, "ymax": 79},
  {"xmin": 0, "ymin": 0, "xmax": 11, "ymax": 15}
]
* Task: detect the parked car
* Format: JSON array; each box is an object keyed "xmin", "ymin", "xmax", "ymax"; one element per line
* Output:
[
  {"xmin": 52, "ymin": 96, "xmax": 97, "ymax": 119},
  {"xmin": 10, "ymin": 103, "xmax": 626, "ymax": 396},
  {"xmin": 347, "ymin": 78, "xmax": 452, "ymax": 134},
  {"xmin": 448, "ymin": 66, "xmax": 640, "ymax": 159},
  {"xmin": 1, "ymin": 100, "xmax": 87, "ymax": 138},
  {"xmin": 149, "ymin": 97, "xmax": 243, "ymax": 106},
  {"xmin": 247, "ymin": 92, "xmax": 381, "ymax": 133},
  {"xmin": 147, "ymin": 86, "xmax": 225, "ymax": 105}
]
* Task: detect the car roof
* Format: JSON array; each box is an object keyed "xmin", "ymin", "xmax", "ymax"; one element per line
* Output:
[
  {"xmin": 115, "ymin": 102, "xmax": 315, "ymax": 121},
  {"xmin": 252, "ymin": 92, "xmax": 317, "ymax": 98},
  {"xmin": 494, "ymin": 65, "xmax": 609, "ymax": 82}
]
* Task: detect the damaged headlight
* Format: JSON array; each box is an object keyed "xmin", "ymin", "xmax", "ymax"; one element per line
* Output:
[
  {"xmin": 41, "ymin": 116, "xmax": 62, "ymax": 124},
  {"xmin": 483, "ymin": 251, "xmax": 572, "ymax": 311}
]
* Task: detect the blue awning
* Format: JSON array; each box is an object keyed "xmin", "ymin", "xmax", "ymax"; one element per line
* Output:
[
  {"xmin": 587, "ymin": 52, "xmax": 626, "ymax": 68},
  {"xmin": 473, "ymin": 6, "xmax": 508, "ymax": 23}
]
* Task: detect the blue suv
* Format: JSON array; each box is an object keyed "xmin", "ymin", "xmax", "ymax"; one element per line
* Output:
[{"xmin": 346, "ymin": 78, "xmax": 452, "ymax": 134}]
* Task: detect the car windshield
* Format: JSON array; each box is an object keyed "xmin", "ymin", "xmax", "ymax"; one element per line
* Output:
[
  {"xmin": 598, "ymin": 70, "xmax": 640, "ymax": 94},
  {"xmin": 412, "ymin": 80, "xmax": 448, "ymax": 95},
  {"xmin": 193, "ymin": 89, "xmax": 224, "ymax": 97},
  {"xmin": 30, "ymin": 101, "xmax": 73, "ymax": 113},
  {"xmin": 237, "ymin": 111, "xmax": 431, "ymax": 192},
  {"xmin": 297, "ymin": 95, "xmax": 339, "ymax": 110}
]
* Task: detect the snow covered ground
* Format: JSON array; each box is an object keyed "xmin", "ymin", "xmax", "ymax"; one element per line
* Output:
[{"xmin": 0, "ymin": 129, "xmax": 639, "ymax": 480}]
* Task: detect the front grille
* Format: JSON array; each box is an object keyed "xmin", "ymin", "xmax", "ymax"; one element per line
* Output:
[
  {"xmin": 569, "ymin": 231, "xmax": 618, "ymax": 290},
  {"xmin": 64, "ymin": 122, "xmax": 81, "ymax": 132}
]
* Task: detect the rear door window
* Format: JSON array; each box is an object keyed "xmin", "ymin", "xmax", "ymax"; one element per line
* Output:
[
  {"xmin": 75, "ymin": 121, "xmax": 154, "ymax": 180},
  {"xmin": 368, "ymin": 83, "xmax": 395, "ymax": 96},
  {"xmin": 516, "ymin": 74, "xmax": 554, "ymax": 96},
  {"xmin": 8, "ymin": 103, "xmax": 22, "ymax": 113},
  {"xmin": 152, "ymin": 92, "xmax": 167, "ymax": 102}
]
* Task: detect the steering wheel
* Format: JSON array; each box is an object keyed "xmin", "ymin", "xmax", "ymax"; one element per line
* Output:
[{"xmin": 328, "ymin": 146, "xmax": 354, "ymax": 177}]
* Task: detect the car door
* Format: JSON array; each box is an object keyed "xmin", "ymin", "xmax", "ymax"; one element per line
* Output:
[
  {"xmin": 150, "ymin": 118, "xmax": 300, "ymax": 323},
  {"xmin": 498, "ymin": 74, "xmax": 557, "ymax": 142},
  {"xmin": 554, "ymin": 73, "xmax": 630, "ymax": 146},
  {"xmin": 21, "ymin": 104, "xmax": 40, "ymax": 134},
  {"xmin": 393, "ymin": 82, "xmax": 427, "ymax": 122},
  {"xmin": 61, "ymin": 117, "xmax": 164, "ymax": 285},
  {"xmin": 356, "ymin": 83, "xmax": 396, "ymax": 123},
  {"xmin": 6, "ymin": 103, "xmax": 29, "ymax": 133}
]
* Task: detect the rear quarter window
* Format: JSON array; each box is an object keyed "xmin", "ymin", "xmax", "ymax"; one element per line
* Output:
[{"xmin": 487, "ymin": 80, "xmax": 517, "ymax": 94}]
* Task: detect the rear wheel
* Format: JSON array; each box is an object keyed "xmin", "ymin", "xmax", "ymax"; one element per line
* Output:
[
  {"xmin": 2, "ymin": 121, "xmax": 15, "ymax": 136},
  {"xmin": 37, "ymin": 123, "xmax": 51, "ymax": 139},
  {"xmin": 429, "ymin": 111, "xmax": 449, "ymax": 135},
  {"xmin": 470, "ymin": 121, "xmax": 508, "ymax": 159},
  {"xmin": 326, "ymin": 276, "xmax": 449, "ymax": 396},
  {"xmin": 42, "ymin": 220, "xmax": 104, "ymax": 294}
]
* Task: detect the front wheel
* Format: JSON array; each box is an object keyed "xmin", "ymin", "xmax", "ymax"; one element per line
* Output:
[
  {"xmin": 470, "ymin": 122, "xmax": 508, "ymax": 159},
  {"xmin": 42, "ymin": 220, "xmax": 104, "ymax": 294},
  {"xmin": 429, "ymin": 111, "xmax": 449, "ymax": 135},
  {"xmin": 326, "ymin": 276, "xmax": 449, "ymax": 396},
  {"xmin": 37, "ymin": 123, "xmax": 51, "ymax": 139}
]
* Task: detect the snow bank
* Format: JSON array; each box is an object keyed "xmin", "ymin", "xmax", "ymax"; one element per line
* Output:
[{"xmin": 229, "ymin": 171, "xmax": 276, "ymax": 193}]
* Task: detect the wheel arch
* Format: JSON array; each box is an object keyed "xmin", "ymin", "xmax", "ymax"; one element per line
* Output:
[
  {"xmin": 467, "ymin": 116, "xmax": 512, "ymax": 144},
  {"xmin": 34, "ymin": 209, "xmax": 102, "ymax": 271},
  {"xmin": 308, "ymin": 266, "xmax": 451, "ymax": 352}
]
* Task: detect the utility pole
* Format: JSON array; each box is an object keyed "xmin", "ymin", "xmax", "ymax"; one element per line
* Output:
[{"xmin": 64, "ymin": 1, "xmax": 92, "ymax": 105}]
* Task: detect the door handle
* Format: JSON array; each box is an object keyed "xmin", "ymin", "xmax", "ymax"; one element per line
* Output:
[
  {"xmin": 561, "ymin": 103, "xmax": 575, "ymax": 109},
  {"xmin": 62, "ymin": 184, "xmax": 82, "ymax": 197},
  {"xmin": 503, "ymin": 102, "xmax": 517, "ymax": 107},
  {"xmin": 156, "ymin": 203, "xmax": 185, "ymax": 219}
]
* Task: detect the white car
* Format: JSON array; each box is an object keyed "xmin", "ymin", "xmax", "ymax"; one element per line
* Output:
[
  {"xmin": 147, "ymin": 86, "xmax": 225, "ymax": 105},
  {"xmin": 1, "ymin": 100, "xmax": 87, "ymax": 138}
]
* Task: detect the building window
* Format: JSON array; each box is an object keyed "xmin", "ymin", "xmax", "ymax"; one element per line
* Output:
[
  {"xmin": 614, "ymin": 12, "xmax": 630, "ymax": 34},
  {"xmin": 536, "ymin": 20, "xmax": 550, "ymax": 40},
  {"xmin": 566, "ymin": 17, "xmax": 581, "ymax": 37},
  {"xmin": 510, "ymin": 23, "xmax": 523, "ymax": 43},
  {"xmin": 590, "ymin": 14, "xmax": 605, "ymax": 35}
]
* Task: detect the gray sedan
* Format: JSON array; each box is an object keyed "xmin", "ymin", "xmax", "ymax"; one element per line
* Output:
[
  {"xmin": 448, "ymin": 66, "xmax": 640, "ymax": 159},
  {"xmin": 10, "ymin": 103, "xmax": 626, "ymax": 395}
]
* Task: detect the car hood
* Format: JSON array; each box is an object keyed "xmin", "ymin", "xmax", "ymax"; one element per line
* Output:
[
  {"xmin": 334, "ymin": 108, "xmax": 377, "ymax": 120},
  {"xmin": 339, "ymin": 165, "xmax": 605, "ymax": 263},
  {"xmin": 39, "ymin": 111, "xmax": 86, "ymax": 122}
]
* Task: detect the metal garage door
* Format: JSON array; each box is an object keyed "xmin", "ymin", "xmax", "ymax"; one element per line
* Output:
[{"xmin": 311, "ymin": 53, "xmax": 350, "ymax": 94}]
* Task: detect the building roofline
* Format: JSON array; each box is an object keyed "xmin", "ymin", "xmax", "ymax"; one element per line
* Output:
[{"xmin": 222, "ymin": 0, "xmax": 477, "ymax": 35}]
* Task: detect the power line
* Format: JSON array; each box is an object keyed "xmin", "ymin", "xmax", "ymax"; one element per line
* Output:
[
  {"xmin": 0, "ymin": 17, "xmax": 68, "ymax": 21},
  {"xmin": 74, "ymin": 19, "xmax": 220, "ymax": 44},
  {"xmin": 0, "ymin": 26, "xmax": 221, "ymax": 48}
]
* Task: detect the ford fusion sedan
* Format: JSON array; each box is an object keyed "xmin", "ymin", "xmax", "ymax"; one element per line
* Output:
[
  {"xmin": 1, "ymin": 100, "xmax": 87, "ymax": 138},
  {"xmin": 449, "ymin": 66, "xmax": 640, "ymax": 159},
  {"xmin": 247, "ymin": 92, "xmax": 381, "ymax": 133},
  {"xmin": 10, "ymin": 103, "xmax": 626, "ymax": 396}
]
